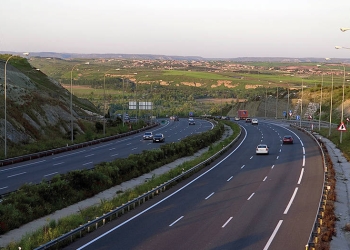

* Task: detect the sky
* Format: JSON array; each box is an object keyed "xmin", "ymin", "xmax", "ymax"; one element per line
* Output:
[{"xmin": 1, "ymin": 0, "xmax": 350, "ymax": 59}]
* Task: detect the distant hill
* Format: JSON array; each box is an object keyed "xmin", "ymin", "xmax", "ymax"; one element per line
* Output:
[{"xmin": 1, "ymin": 51, "xmax": 350, "ymax": 63}]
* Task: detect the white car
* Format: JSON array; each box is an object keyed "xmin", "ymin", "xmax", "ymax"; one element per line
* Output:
[
  {"xmin": 252, "ymin": 118, "xmax": 258, "ymax": 125},
  {"xmin": 256, "ymin": 144, "xmax": 269, "ymax": 155},
  {"xmin": 189, "ymin": 118, "xmax": 195, "ymax": 125},
  {"xmin": 143, "ymin": 132, "xmax": 153, "ymax": 140}
]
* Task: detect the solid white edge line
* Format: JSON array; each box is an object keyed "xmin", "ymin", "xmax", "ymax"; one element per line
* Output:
[
  {"xmin": 263, "ymin": 220, "xmax": 283, "ymax": 250},
  {"xmin": 222, "ymin": 217, "xmax": 233, "ymax": 228},
  {"xmin": 53, "ymin": 151, "xmax": 85, "ymax": 160},
  {"xmin": 169, "ymin": 216, "xmax": 184, "ymax": 227},
  {"xmin": 0, "ymin": 160, "xmax": 46, "ymax": 173},
  {"xmin": 283, "ymin": 187, "xmax": 298, "ymax": 214},
  {"xmin": 302, "ymin": 155, "xmax": 305, "ymax": 167},
  {"xmin": 77, "ymin": 125, "xmax": 249, "ymax": 250},
  {"xmin": 298, "ymin": 168, "xmax": 304, "ymax": 185}
]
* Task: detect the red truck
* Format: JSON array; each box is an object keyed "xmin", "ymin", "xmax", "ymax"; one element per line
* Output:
[{"xmin": 237, "ymin": 110, "xmax": 249, "ymax": 120}]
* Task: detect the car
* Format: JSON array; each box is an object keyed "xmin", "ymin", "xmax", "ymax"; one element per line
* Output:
[
  {"xmin": 174, "ymin": 116, "xmax": 179, "ymax": 121},
  {"xmin": 143, "ymin": 131, "xmax": 153, "ymax": 140},
  {"xmin": 282, "ymin": 135, "xmax": 294, "ymax": 144},
  {"xmin": 251, "ymin": 118, "xmax": 258, "ymax": 125},
  {"xmin": 189, "ymin": 118, "xmax": 196, "ymax": 125},
  {"xmin": 153, "ymin": 133, "xmax": 165, "ymax": 143},
  {"xmin": 234, "ymin": 117, "xmax": 240, "ymax": 121},
  {"xmin": 256, "ymin": 144, "xmax": 269, "ymax": 155},
  {"xmin": 245, "ymin": 118, "xmax": 252, "ymax": 123}
]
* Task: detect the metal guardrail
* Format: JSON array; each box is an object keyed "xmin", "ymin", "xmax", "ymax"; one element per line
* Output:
[
  {"xmin": 34, "ymin": 124, "xmax": 242, "ymax": 250},
  {"xmin": 0, "ymin": 123, "xmax": 159, "ymax": 167},
  {"xmin": 0, "ymin": 123, "xmax": 159, "ymax": 200},
  {"xmin": 290, "ymin": 124, "xmax": 327, "ymax": 250}
]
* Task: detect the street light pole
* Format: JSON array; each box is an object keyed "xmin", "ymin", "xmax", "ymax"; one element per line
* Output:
[
  {"xmin": 70, "ymin": 64, "xmax": 79, "ymax": 143},
  {"xmin": 300, "ymin": 79, "xmax": 303, "ymax": 127},
  {"xmin": 287, "ymin": 84, "xmax": 290, "ymax": 120},
  {"xmin": 4, "ymin": 55, "xmax": 15, "ymax": 158},
  {"xmin": 265, "ymin": 88, "xmax": 267, "ymax": 118},
  {"xmin": 122, "ymin": 77, "xmax": 125, "ymax": 127},
  {"xmin": 275, "ymin": 85, "xmax": 278, "ymax": 119},
  {"xmin": 70, "ymin": 63, "xmax": 84, "ymax": 143},
  {"xmin": 319, "ymin": 74, "xmax": 323, "ymax": 131},
  {"xmin": 340, "ymin": 65, "xmax": 346, "ymax": 143},
  {"xmin": 329, "ymin": 72, "xmax": 334, "ymax": 137},
  {"xmin": 4, "ymin": 53, "xmax": 29, "ymax": 158}
]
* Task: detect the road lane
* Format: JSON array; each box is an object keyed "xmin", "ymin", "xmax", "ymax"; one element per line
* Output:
[
  {"xmin": 65, "ymin": 121, "xmax": 322, "ymax": 250},
  {"xmin": 0, "ymin": 118, "xmax": 213, "ymax": 195}
]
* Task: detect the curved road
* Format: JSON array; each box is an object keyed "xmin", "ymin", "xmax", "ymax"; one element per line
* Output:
[
  {"xmin": 0, "ymin": 118, "xmax": 214, "ymax": 195},
  {"xmin": 66, "ymin": 119, "xmax": 324, "ymax": 250}
]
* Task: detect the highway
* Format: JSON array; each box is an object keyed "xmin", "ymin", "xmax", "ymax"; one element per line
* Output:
[
  {"xmin": 0, "ymin": 118, "xmax": 214, "ymax": 195},
  {"xmin": 65, "ymin": 119, "xmax": 324, "ymax": 250}
]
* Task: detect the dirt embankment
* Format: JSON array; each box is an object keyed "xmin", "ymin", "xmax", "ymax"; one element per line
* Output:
[{"xmin": 227, "ymin": 98, "xmax": 291, "ymax": 118}]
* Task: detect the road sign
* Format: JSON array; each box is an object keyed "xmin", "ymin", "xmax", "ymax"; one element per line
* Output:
[{"xmin": 337, "ymin": 122, "xmax": 347, "ymax": 131}]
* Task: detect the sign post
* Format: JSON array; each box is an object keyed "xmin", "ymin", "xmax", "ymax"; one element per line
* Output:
[{"xmin": 337, "ymin": 122, "xmax": 347, "ymax": 132}]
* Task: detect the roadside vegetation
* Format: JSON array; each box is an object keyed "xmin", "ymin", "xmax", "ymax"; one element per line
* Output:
[
  {"xmin": 3, "ymin": 121, "xmax": 239, "ymax": 250},
  {"xmin": 1, "ymin": 55, "xmax": 349, "ymax": 249}
]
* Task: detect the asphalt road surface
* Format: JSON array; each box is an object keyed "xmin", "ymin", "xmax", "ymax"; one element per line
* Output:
[
  {"xmin": 65, "ymin": 119, "xmax": 324, "ymax": 250},
  {"xmin": 0, "ymin": 118, "xmax": 213, "ymax": 195}
]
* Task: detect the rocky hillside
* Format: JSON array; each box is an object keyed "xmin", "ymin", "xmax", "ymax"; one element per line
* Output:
[{"xmin": 0, "ymin": 56, "xmax": 99, "ymax": 146}]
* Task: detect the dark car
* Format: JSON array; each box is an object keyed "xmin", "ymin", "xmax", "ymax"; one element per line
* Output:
[
  {"xmin": 283, "ymin": 135, "xmax": 294, "ymax": 144},
  {"xmin": 245, "ymin": 118, "xmax": 252, "ymax": 123},
  {"xmin": 188, "ymin": 118, "xmax": 195, "ymax": 125},
  {"xmin": 153, "ymin": 133, "xmax": 165, "ymax": 143}
]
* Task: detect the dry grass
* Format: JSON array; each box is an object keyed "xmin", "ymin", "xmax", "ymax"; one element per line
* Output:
[{"xmin": 314, "ymin": 144, "xmax": 337, "ymax": 250}]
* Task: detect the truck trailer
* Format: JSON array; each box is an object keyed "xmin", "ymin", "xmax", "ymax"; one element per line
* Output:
[{"xmin": 237, "ymin": 110, "xmax": 249, "ymax": 120}]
